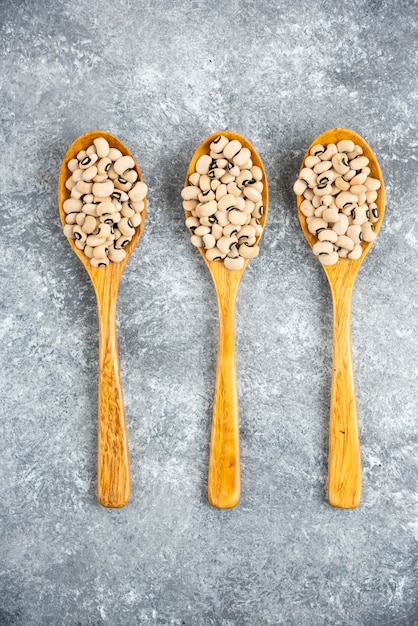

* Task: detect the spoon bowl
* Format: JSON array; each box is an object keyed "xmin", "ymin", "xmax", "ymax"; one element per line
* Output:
[
  {"xmin": 296, "ymin": 127, "xmax": 385, "ymax": 508},
  {"xmin": 58, "ymin": 130, "xmax": 147, "ymax": 507},
  {"xmin": 184, "ymin": 131, "xmax": 268, "ymax": 508}
]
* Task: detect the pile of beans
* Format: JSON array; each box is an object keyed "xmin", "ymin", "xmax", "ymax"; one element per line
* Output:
[
  {"xmin": 182, "ymin": 135, "xmax": 265, "ymax": 270},
  {"xmin": 293, "ymin": 140, "xmax": 381, "ymax": 266},
  {"xmin": 62, "ymin": 137, "xmax": 147, "ymax": 267}
]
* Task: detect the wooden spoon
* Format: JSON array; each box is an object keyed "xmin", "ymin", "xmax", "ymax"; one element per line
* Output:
[
  {"xmin": 184, "ymin": 131, "xmax": 268, "ymax": 508},
  {"xmin": 296, "ymin": 128, "xmax": 385, "ymax": 508},
  {"xmin": 58, "ymin": 130, "xmax": 147, "ymax": 508}
]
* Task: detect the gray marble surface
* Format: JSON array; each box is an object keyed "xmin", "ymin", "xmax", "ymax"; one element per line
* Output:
[{"xmin": 1, "ymin": 1, "xmax": 417, "ymax": 624}]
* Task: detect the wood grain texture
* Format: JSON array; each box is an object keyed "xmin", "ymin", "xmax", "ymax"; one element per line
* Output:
[
  {"xmin": 296, "ymin": 128, "xmax": 385, "ymax": 508},
  {"xmin": 58, "ymin": 130, "xmax": 147, "ymax": 508},
  {"xmin": 184, "ymin": 131, "xmax": 268, "ymax": 508}
]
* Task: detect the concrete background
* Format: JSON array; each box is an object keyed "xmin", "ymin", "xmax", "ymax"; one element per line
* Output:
[{"xmin": 1, "ymin": 1, "xmax": 417, "ymax": 624}]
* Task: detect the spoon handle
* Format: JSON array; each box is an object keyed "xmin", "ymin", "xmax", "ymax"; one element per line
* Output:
[
  {"xmin": 328, "ymin": 276, "xmax": 362, "ymax": 508},
  {"xmin": 95, "ymin": 281, "xmax": 130, "ymax": 508},
  {"xmin": 208, "ymin": 287, "xmax": 240, "ymax": 508}
]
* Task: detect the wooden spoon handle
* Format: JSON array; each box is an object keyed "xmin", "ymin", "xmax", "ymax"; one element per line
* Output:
[
  {"xmin": 96, "ymin": 288, "xmax": 130, "ymax": 508},
  {"xmin": 328, "ymin": 279, "xmax": 362, "ymax": 508},
  {"xmin": 208, "ymin": 290, "xmax": 240, "ymax": 508}
]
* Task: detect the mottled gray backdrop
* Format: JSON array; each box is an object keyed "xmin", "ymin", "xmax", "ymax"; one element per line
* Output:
[{"xmin": 1, "ymin": 0, "xmax": 417, "ymax": 624}]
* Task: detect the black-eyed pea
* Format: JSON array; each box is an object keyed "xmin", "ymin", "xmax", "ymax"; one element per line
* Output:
[
  {"xmin": 232, "ymin": 147, "xmax": 251, "ymax": 167},
  {"xmin": 300, "ymin": 199, "xmax": 315, "ymax": 217},
  {"xmin": 229, "ymin": 210, "xmax": 248, "ymax": 226},
  {"xmin": 350, "ymin": 171, "xmax": 368, "ymax": 185},
  {"xmin": 332, "ymin": 213, "xmax": 349, "ymax": 235},
  {"xmin": 65, "ymin": 212, "xmax": 79, "ymax": 225},
  {"xmin": 108, "ymin": 246, "xmax": 126, "ymax": 263},
  {"xmin": 368, "ymin": 203, "xmax": 379, "ymax": 223},
  {"xmin": 318, "ymin": 250, "xmax": 339, "ymax": 266},
  {"xmin": 227, "ymin": 182, "xmax": 241, "ymax": 197},
  {"xmin": 82, "ymin": 166, "xmax": 98, "ymax": 182},
  {"xmin": 224, "ymin": 256, "xmax": 245, "ymax": 270},
  {"xmin": 346, "ymin": 145, "xmax": 363, "ymax": 160},
  {"xmin": 314, "ymin": 206, "xmax": 326, "ymax": 217},
  {"xmin": 82, "ymin": 203, "xmax": 98, "ymax": 216},
  {"xmin": 211, "ymin": 179, "xmax": 221, "ymax": 191},
  {"xmin": 76, "ymin": 180, "xmax": 93, "ymax": 195},
  {"xmin": 90, "ymin": 256, "xmax": 109, "ymax": 267},
  {"xmin": 335, "ymin": 176, "xmax": 350, "ymax": 191},
  {"xmin": 303, "ymin": 188, "xmax": 315, "ymax": 201},
  {"xmin": 219, "ymin": 172, "xmax": 235, "ymax": 184},
  {"xmin": 196, "ymin": 200, "xmax": 217, "ymax": 218},
  {"xmin": 93, "ymin": 137, "xmax": 110, "ymax": 158},
  {"xmin": 121, "ymin": 205, "xmax": 135, "ymax": 218},
  {"xmin": 217, "ymin": 235, "xmax": 238, "ymax": 255},
  {"xmin": 223, "ymin": 223, "xmax": 241, "ymax": 237},
  {"xmin": 238, "ymin": 225, "xmax": 256, "ymax": 241},
  {"xmin": 71, "ymin": 187, "xmax": 83, "ymax": 200},
  {"xmin": 108, "ymin": 148, "xmax": 123, "ymax": 162},
  {"xmin": 227, "ymin": 243, "xmax": 240, "ymax": 259},
  {"xmin": 310, "ymin": 144, "xmax": 325, "ymax": 157},
  {"xmin": 86, "ymin": 145, "xmax": 96, "ymax": 155},
  {"xmin": 338, "ymin": 248, "xmax": 349, "ymax": 258},
  {"xmin": 217, "ymin": 194, "xmax": 237, "ymax": 212},
  {"xmin": 206, "ymin": 247, "xmax": 224, "ymax": 261},
  {"xmin": 92, "ymin": 180, "xmax": 114, "ymax": 198},
  {"xmin": 95, "ymin": 223, "xmax": 112, "ymax": 239},
  {"xmin": 190, "ymin": 234, "xmax": 203, "ymax": 248},
  {"xmin": 118, "ymin": 218, "xmax": 135, "ymax": 238},
  {"xmin": 209, "ymin": 167, "xmax": 226, "ymax": 180},
  {"xmin": 348, "ymin": 244, "xmax": 362, "ymax": 260},
  {"xmin": 361, "ymin": 221, "xmax": 377, "ymax": 242},
  {"xmin": 195, "ymin": 155, "xmax": 213, "ymax": 175},
  {"xmin": 114, "ymin": 177, "xmax": 132, "ymax": 192},
  {"xmin": 235, "ymin": 196, "xmax": 246, "ymax": 211},
  {"xmin": 96, "ymin": 202, "xmax": 116, "ymax": 216},
  {"xmin": 366, "ymin": 190, "xmax": 378, "ymax": 204},
  {"xmin": 346, "ymin": 224, "xmax": 362, "ymax": 244},
  {"xmin": 318, "ymin": 229, "xmax": 338, "ymax": 243},
  {"xmin": 194, "ymin": 225, "xmax": 211, "ymax": 236},
  {"xmin": 97, "ymin": 157, "xmax": 112, "ymax": 175},
  {"xmin": 185, "ymin": 216, "xmax": 200, "ymax": 233},
  {"xmin": 250, "ymin": 165, "xmax": 263, "ymax": 181},
  {"xmin": 199, "ymin": 174, "xmax": 211, "ymax": 192},
  {"xmin": 79, "ymin": 154, "xmax": 98, "ymax": 169},
  {"xmin": 202, "ymin": 233, "xmax": 216, "ymax": 249},
  {"xmin": 75, "ymin": 212, "xmax": 86, "ymax": 226},
  {"xmin": 113, "ymin": 156, "xmax": 135, "ymax": 176},
  {"xmin": 349, "ymin": 155, "xmax": 369, "ymax": 170},
  {"xmin": 210, "ymin": 135, "xmax": 229, "ymax": 154},
  {"xmin": 336, "ymin": 140, "xmax": 355, "ymax": 153},
  {"xmin": 322, "ymin": 207, "xmax": 339, "ymax": 223},
  {"xmin": 243, "ymin": 199, "xmax": 255, "ymax": 214},
  {"xmin": 350, "ymin": 184, "xmax": 367, "ymax": 196},
  {"xmin": 183, "ymin": 199, "xmax": 198, "ymax": 213},
  {"xmin": 313, "ymin": 160, "xmax": 332, "ymax": 174},
  {"xmin": 67, "ymin": 158, "xmax": 79, "ymax": 172},
  {"xmin": 364, "ymin": 176, "xmax": 381, "ymax": 191},
  {"xmin": 65, "ymin": 176, "xmax": 76, "ymax": 191},
  {"xmin": 215, "ymin": 211, "xmax": 229, "ymax": 227},
  {"xmin": 239, "ymin": 243, "xmax": 259, "ymax": 259},
  {"xmin": 84, "ymin": 245, "xmax": 94, "ymax": 259},
  {"xmin": 63, "ymin": 224, "xmax": 75, "ymax": 238},
  {"xmin": 317, "ymin": 170, "xmax": 336, "ymax": 187},
  {"xmin": 93, "ymin": 243, "xmax": 108, "ymax": 259},
  {"xmin": 181, "ymin": 186, "xmax": 200, "ymax": 201},
  {"xmin": 107, "ymin": 165, "xmax": 118, "ymax": 180},
  {"xmin": 335, "ymin": 235, "xmax": 354, "ymax": 252},
  {"xmin": 215, "ymin": 184, "xmax": 227, "ymax": 201},
  {"xmin": 73, "ymin": 225, "xmax": 87, "ymax": 242},
  {"xmin": 243, "ymin": 186, "xmax": 261, "ymax": 203},
  {"xmin": 75, "ymin": 239, "xmax": 86, "ymax": 250},
  {"xmin": 115, "ymin": 235, "xmax": 131, "ymax": 249},
  {"xmin": 300, "ymin": 167, "xmax": 317, "ymax": 188},
  {"xmin": 352, "ymin": 205, "xmax": 368, "ymax": 225},
  {"xmin": 343, "ymin": 169, "xmax": 356, "ymax": 182},
  {"xmin": 82, "ymin": 215, "xmax": 97, "ymax": 234},
  {"xmin": 77, "ymin": 150, "xmax": 87, "ymax": 161},
  {"xmin": 63, "ymin": 198, "xmax": 83, "ymax": 214},
  {"xmin": 320, "ymin": 144, "xmax": 338, "ymax": 161},
  {"xmin": 332, "ymin": 153, "xmax": 350, "ymax": 175},
  {"xmin": 308, "ymin": 217, "xmax": 328, "ymax": 235},
  {"xmin": 335, "ymin": 191, "xmax": 358, "ymax": 210},
  {"xmin": 211, "ymin": 223, "xmax": 223, "ymax": 240},
  {"xmin": 312, "ymin": 240, "xmax": 334, "ymax": 256},
  {"xmin": 128, "ymin": 182, "xmax": 147, "ymax": 202},
  {"xmin": 313, "ymin": 184, "xmax": 333, "ymax": 197},
  {"xmin": 222, "ymin": 139, "xmax": 242, "ymax": 160}
]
